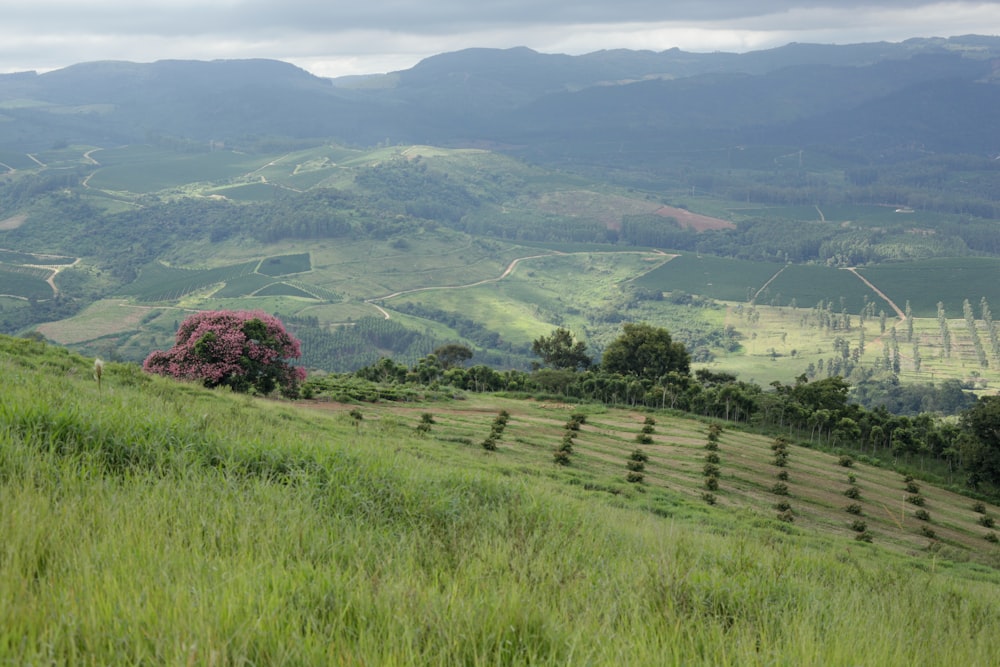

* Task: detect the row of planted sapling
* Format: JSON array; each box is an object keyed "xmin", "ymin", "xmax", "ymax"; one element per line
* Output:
[
  {"xmin": 904, "ymin": 474, "xmax": 937, "ymax": 540},
  {"xmin": 771, "ymin": 436, "xmax": 793, "ymax": 522},
  {"xmin": 702, "ymin": 423, "xmax": 722, "ymax": 504},
  {"xmin": 840, "ymin": 456, "xmax": 873, "ymax": 542},
  {"xmin": 627, "ymin": 416, "xmax": 656, "ymax": 483},
  {"xmin": 482, "ymin": 409, "xmax": 510, "ymax": 451},
  {"xmin": 554, "ymin": 413, "xmax": 587, "ymax": 465}
]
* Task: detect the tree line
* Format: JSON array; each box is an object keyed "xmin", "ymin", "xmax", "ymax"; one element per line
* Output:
[{"xmin": 317, "ymin": 322, "xmax": 1000, "ymax": 497}]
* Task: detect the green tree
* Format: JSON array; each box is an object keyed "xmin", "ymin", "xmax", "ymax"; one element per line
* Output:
[
  {"xmin": 602, "ymin": 323, "xmax": 690, "ymax": 381},
  {"xmin": 960, "ymin": 396, "xmax": 1000, "ymax": 486},
  {"xmin": 432, "ymin": 343, "xmax": 473, "ymax": 370},
  {"xmin": 143, "ymin": 310, "xmax": 305, "ymax": 396},
  {"xmin": 531, "ymin": 328, "xmax": 592, "ymax": 371}
]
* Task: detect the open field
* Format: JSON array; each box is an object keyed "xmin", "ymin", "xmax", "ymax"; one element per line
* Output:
[{"xmin": 2, "ymin": 335, "xmax": 1000, "ymax": 664}]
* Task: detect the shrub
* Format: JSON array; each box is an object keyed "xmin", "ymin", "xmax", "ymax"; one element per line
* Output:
[
  {"xmin": 904, "ymin": 474, "xmax": 915, "ymax": 483},
  {"xmin": 570, "ymin": 413, "xmax": 588, "ymax": 425},
  {"xmin": 978, "ymin": 515, "xmax": 995, "ymax": 528},
  {"xmin": 847, "ymin": 474, "xmax": 857, "ymax": 485},
  {"xmin": 920, "ymin": 526, "xmax": 937, "ymax": 539},
  {"xmin": 838, "ymin": 455, "xmax": 854, "ymax": 467},
  {"xmin": 776, "ymin": 469, "xmax": 789, "ymax": 481},
  {"xmin": 143, "ymin": 310, "xmax": 306, "ymax": 396},
  {"xmin": 704, "ymin": 441, "xmax": 719, "ymax": 451},
  {"xmin": 845, "ymin": 503, "xmax": 863, "ymax": 515},
  {"xmin": 701, "ymin": 492, "xmax": 717, "ymax": 505},
  {"xmin": 774, "ymin": 500, "xmax": 792, "ymax": 512},
  {"xmin": 844, "ymin": 486, "xmax": 861, "ymax": 499},
  {"xmin": 905, "ymin": 481, "xmax": 920, "ymax": 494},
  {"xmin": 635, "ymin": 433, "xmax": 653, "ymax": 445},
  {"xmin": 644, "ymin": 416, "xmax": 656, "ymax": 426},
  {"xmin": 553, "ymin": 450, "xmax": 571, "ymax": 466},
  {"xmin": 914, "ymin": 509, "xmax": 930, "ymax": 521},
  {"xmin": 564, "ymin": 421, "xmax": 581, "ymax": 431},
  {"xmin": 481, "ymin": 437, "xmax": 497, "ymax": 451},
  {"xmin": 973, "ymin": 501, "xmax": 987, "ymax": 514},
  {"xmin": 420, "ymin": 413, "xmax": 436, "ymax": 424},
  {"xmin": 704, "ymin": 452, "xmax": 721, "ymax": 464},
  {"xmin": 626, "ymin": 471, "xmax": 644, "ymax": 483},
  {"xmin": 557, "ymin": 440, "xmax": 573, "ymax": 454},
  {"xmin": 777, "ymin": 510, "xmax": 794, "ymax": 522},
  {"xmin": 771, "ymin": 482, "xmax": 789, "ymax": 496},
  {"xmin": 707, "ymin": 424, "xmax": 723, "ymax": 441},
  {"xmin": 626, "ymin": 460, "xmax": 645, "ymax": 472},
  {"xmin": 704, "ymin": 476, "xmax": 719, "ymax": 491},
  {"xmin": 773, "ymin": 454, "xmax": 788, "ymax": 467},
  {"xmin": 855, "ymin": 531, "xmax": 873, "ymax": 543},
  {"xmin": 630, "ymin": 449, "xmax": 649, "ymax": 463},
  {"xmin": 703, "ymin": 463, "xmax": 720, "ymax": 477},
  {"xmin": 641, "ymin": 424, "xmax": 655, "ymax": 434},
  {"xmin": 985, "ymin": 532, "xmax": 999, "ymax": 543},
  {"xmin": 850, "ymin": 520, "xmax": 867, "ymax": 532},
  {"xmin": 906, "ymin": 494, "xmax": 926, "ymax": 507},
  {"xmin": 415, "ymin": 422, "xmax": 432, "ymax": 435}
]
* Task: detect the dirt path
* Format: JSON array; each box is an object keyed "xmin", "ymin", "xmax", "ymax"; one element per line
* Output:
[
  {"xmin": 365, "ymin": 249, "xmax": 674, "ymax": 320},
  {"xmin": 752, "ymin": 264, "xmax": 788, "ymax": 304},
  {"xmin": 843, "ymin": 267, "xmax": 906, "ymax": 321}
]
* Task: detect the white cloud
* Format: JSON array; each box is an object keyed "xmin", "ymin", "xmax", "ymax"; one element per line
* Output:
[{"xmin": 0, "ymin": 1, "xmax": 997, "ymax": 76}]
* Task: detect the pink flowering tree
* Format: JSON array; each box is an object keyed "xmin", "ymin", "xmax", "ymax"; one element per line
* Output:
[{"xmin": 144, "ymin": 310, "xmax": 307, "ymax": 397}]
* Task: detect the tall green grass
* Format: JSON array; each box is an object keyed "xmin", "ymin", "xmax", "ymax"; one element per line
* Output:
[{"xmin": 2, "ymin": 337, "xmax": 1000, "ymax": 664}]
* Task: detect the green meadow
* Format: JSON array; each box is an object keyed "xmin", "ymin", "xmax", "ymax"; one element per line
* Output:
[{"xmin": 3, "ymin": 335, "xmax": 1000, "ymax": 665}]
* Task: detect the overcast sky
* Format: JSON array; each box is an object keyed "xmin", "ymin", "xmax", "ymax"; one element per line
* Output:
[{"xmin": 1, "ymin": 1, "xmax": 998, "ymax": 77}]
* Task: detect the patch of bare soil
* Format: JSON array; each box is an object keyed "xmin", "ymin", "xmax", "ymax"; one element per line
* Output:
[
  {"xmin": 654, "ymin": 205, "xmax": 735, "ymax": 231},
  {"xmin": 0, "ymin": 214, "xmax": 27, "ymax": 230}
]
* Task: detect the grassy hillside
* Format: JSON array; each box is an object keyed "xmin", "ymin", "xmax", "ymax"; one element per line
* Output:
[{"xmin": 3, "ymin": 334, "xmax": 1000, "ymax": 664}]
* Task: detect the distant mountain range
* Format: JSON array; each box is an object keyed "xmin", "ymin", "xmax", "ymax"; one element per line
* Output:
[{"xmin": 1, "ymin": 35, "xmax": 999, "ymax": 163}]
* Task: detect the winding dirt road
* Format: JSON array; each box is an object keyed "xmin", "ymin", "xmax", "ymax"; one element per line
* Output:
[{"xmin": 365, "ymin": 249, "xmax": 674, "ymax": 319}]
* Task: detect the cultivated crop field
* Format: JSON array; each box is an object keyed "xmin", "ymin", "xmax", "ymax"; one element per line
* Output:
[
  {"xmin": 35, "ymin": 299, "xmax": 164, "ymax": 345},
  {"xmin": 86, "ymin": 146, "xmax": 277, "ymax": 193},
  {"xmin": 636, "ymin": 254, "xmax": 784, "ymax": 302},
  {"xmin": 856, "ymin": 257, "xmax": 1000, "ymax": 317},
  {"xmin": 0, "ymin": 263, "xmax": 53, "ymax": 299}
]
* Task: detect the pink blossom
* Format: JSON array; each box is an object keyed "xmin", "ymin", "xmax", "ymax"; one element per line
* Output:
[{"xmin": 144, "ymin": 310, "xmax": 306, "ymax": 396}]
